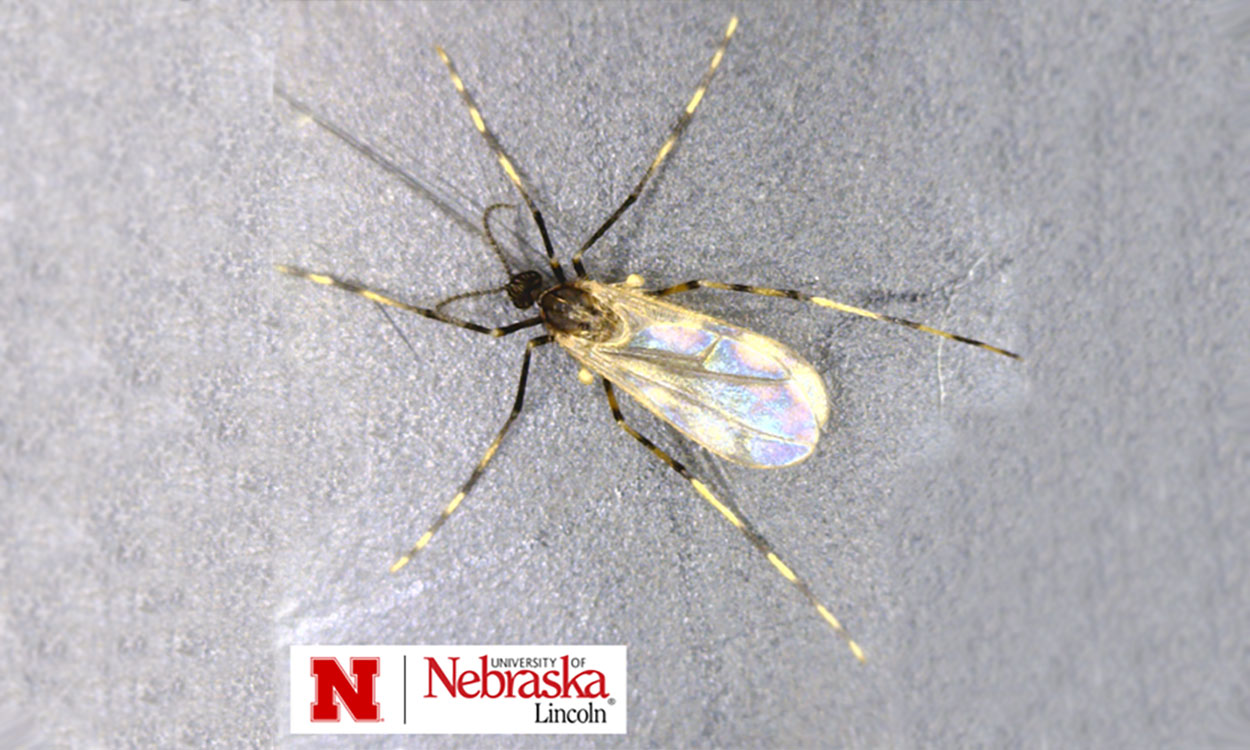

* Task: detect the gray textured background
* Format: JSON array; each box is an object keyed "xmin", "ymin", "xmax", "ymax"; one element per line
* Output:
[{"xmin": 2, "ymin": 1, "xmax": 1246, "ymax": 748}]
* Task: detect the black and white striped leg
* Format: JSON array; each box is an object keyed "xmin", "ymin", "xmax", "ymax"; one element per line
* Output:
[
  {"xmin": 391, "ymin": 334, "xmax": 553, "ymax": 572},
  {"xmin": 601, "ymin": 379, "xmax": 866, "ymax": 662},
  {"xmin": 275, "ymin": 265, "xmax": 542, "ymax": 337},
  {"xmin": 651, "ymin": 280, "xmax": 1021, "ymax": 359},
  {"xmin": 434, "ymin": 47, "xmax": 565, "ymax": 283},
  {"xmin": 571, "ymin": 16, "xmax": 739, "ymax": 277}
]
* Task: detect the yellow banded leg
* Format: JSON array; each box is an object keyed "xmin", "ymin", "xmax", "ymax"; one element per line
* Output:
[
  {"xmin": 391, "ymin": 335, "xmax": 553, "ymax": 572},
  {"xmin": 572, "ymin": 16, "xmax": 739, "ymax": 277},
  {"xmin": 434, "ymin": 46, "xmax": 565, "ymax": 282},
  {"xmin": 601, "ymin": 380, "xmax": 866, "ymax": 663},
  {"xmin": 651, "ymin": 280, "xmax": 1021, "ymax": 359},
  {"xmin": 274, "ymin": 265, "xmax": 542, "ymax": 338}
]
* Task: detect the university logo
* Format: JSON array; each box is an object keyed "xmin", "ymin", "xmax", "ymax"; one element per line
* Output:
[{"xmin": 290, "ymin": 645, "xmax": 626, "ymax": 734}]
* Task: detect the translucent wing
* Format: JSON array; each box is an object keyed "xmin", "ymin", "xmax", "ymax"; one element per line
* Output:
[{"xmin": 556, "ymin": 281, "xmax": 830, "ymax": 468}]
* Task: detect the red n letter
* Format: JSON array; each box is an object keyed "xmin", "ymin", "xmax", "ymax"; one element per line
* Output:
[{"xmin": 310, "ymin": 657, "xmax": 381, "ymax": 722}]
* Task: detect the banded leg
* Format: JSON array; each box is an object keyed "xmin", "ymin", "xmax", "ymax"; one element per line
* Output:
[
  {"xmin": 391, "ymin": 334, "xmax": 553, "ymax": 572},
  {"xmin": 602, "ymin": 380, "xmax": 866, "ymax": 663},
  {"xmin": 275, "ymin": 265, "xmax": 542, "ymax": 337},
  {"xmin": 572, "ymin": 16, "xmax": 739, "ymax": 277},
  {"xmin": 652, "ymin": 280, "xmax": 1021, "ymax": 359},
  {"xmin": 435, "ymin": 46, "xmax": 565, "ymax": 282}
]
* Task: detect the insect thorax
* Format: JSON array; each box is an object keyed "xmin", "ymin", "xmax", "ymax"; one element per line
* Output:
[{"xmin": 538, "ymin": 281, "xmax": 622, "ymax": 342}]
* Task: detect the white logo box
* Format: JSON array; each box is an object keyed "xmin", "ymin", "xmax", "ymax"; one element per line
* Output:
[{"xmin": 290, "ymin": 645, "xmax": 627, "ymax": 734}]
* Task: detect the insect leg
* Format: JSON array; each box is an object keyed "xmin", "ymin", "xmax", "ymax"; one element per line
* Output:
[
  {"xmin": 571, "ymin": 16, "xmax": 739, "ymax": 278},
  {"xmin": 651, "ymin": 280, "xmax": 1021, "ymax": 359},
  {"xmin": 391, "ymin": 334, "xmax": 554, "ymax": 573},
  {"xmin": 434, "ymin": 46, "xmax": 566, "ymax": 282},
  {"xmin": 602, "ymin": 380, "xmax": 866, "ymax": 663},
  {"xmin": 275, "ymin": 264, "xmax": 542, "ymax": 337}
]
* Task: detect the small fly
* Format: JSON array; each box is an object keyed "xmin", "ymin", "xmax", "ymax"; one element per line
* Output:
[{"xmin": 274, "ymin": 16, "xmax": 1019, "ymax": 663}]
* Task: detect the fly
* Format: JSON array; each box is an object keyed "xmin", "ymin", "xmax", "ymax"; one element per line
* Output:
[{"xmin": 275, "ymin": 16, "xmax": 1019, "ymax": 664}]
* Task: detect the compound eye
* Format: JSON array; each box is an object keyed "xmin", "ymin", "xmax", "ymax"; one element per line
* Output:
[{"xmin": 506, "ymin": 271, "xmax": 544, "ymax": 309}]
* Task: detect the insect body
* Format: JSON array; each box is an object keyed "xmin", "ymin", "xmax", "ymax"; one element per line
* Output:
[{"xmin": 275, "ymin": 15, "xmax": 1018, "ymax": 664}]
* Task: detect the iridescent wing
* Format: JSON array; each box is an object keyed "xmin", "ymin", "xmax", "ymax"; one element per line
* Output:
[{"xmin": 555, "ymin": 281, "xmax": 830, "ymax": 468}]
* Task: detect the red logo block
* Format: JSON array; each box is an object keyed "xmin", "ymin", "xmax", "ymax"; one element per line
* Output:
[{"xmin": 310, "ymin": 657, "xmax": 381, "ymax": 722}]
